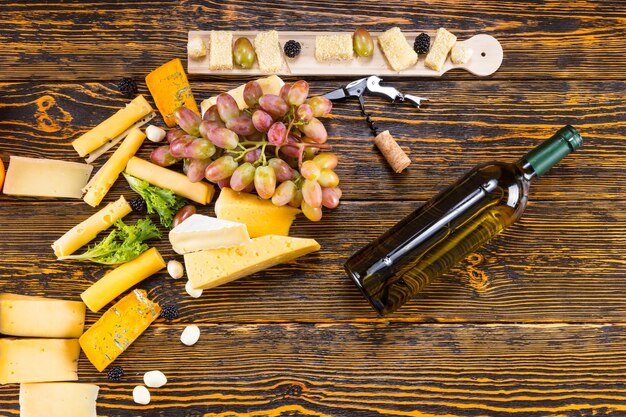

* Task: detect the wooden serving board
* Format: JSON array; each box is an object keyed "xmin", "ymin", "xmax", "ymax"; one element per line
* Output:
[{"xmin": 187, "ymin": 31, "xmax": 503, "ymax": 77}]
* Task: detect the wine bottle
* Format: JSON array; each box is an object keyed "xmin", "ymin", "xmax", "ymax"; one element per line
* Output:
[{"xmin": 344, "ymin": 125, "xmax": 582, "ymax": 316}]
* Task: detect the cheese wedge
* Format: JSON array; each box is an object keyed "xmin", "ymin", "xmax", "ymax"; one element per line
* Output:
[
  {"xmin": 215, "ymin": 188, "xmax": 300, "ymax": 238},
  {"xmin": 83, "ymin": 127, "xmax": 145, "ymax": 207},
  {"xmin": 81, "ymin": 247, "xmax": 165, "ymax": 312},
  {"xmin": 0, "ymin": 293, "xmax": 85, "ymax": 338},
  {"xmin": 20, "ymin": 383, "xmax": 99, "ymax": 417},
  {"xmin": 2, "ymin": 156, "xmax": 93, "ymax": 198},
  {"xmin": 169, "ymin": 214, "xmax": 250, "ymax": 255},
  {"xmin": 125, "ymin": 156, "xmax": 214, "ymax": 205},
  {"xmin": 200, "ymin": 75, "xmax": 284, "ymax": 115},
  {"xmin": 79, "ymin": 289, "xmax": 160, "ymax": 372},
  {"xmin": 72, "ymin": 95, "xmax": 154, "ymax": 157},
  {"xmin": 52, "ymin": 196, "xmax": 132, "ymax": 258},
  {"xmin": 185, "ymin": 235, "xmax": 320, "ymax": 290},
  {"xmin": 0, "ymin": 338, "xmax": 80, "ymax": 384}
]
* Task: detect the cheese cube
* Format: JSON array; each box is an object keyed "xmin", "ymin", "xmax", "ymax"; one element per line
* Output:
[
  {"xmin": 20, "ymin": 383, "xmax": 99, "ymax": 417},
  {"xmin": 185, "ymin": 234, "xmax": 320, "ymax": 290},
  {"xmin": 377, "ymin": 27, "xmax": 417, "ymax": 71},
  {"xmin": 254, "ymin": 30, "xmax": 283, "ymax": 73},
  {"xmin": 209, "ymin": 31, "xmax": 233, "ymax": 70},
  {"xmin": 215, "ymin": 188, "xmax": 300, "ymax": 238},
  {"xmin": 0, "ymin": 293, "xmax": 85, "ymax": 338},
  {"xmin": 0, "ymin": 338, "xmax": 80, "ymax": 384},
  {"xmin": 451, "ymin": 44, "xmax": 473, "ymax": 64},
  {"xmin": 169, "ymin": 214, "xmax": 250, "ymax": 255},
  {"xmin": 187, "ymin": 36, "xmax": 206, "ymax": 59},
  {"xmin": 425, "ymin": 28, "xmax": 457, "ymax": 71},
  {"xmin": 315, "ymin": 34, "xmax": 354, "ymax": 61}
]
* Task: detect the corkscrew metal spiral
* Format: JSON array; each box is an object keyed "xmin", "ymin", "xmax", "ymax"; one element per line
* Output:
[{"xmin": 357, "ymin": 95, "xmax": 380, "ymax": 137}]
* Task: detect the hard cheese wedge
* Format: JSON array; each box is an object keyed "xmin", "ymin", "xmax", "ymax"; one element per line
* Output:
[
  {"xmin": 200, "ymin": 75, "xmax": 284, "ymax": 115},
  {"xmin": 185, "ymin": 235, "xmax": 320, "ymax": 290},
  {"xmin": 169, "ymin": 214, "xmax": 250, "ymax": 255},
  {"xmin": 2, "ymin": 156, "xmax": 93, "ymax": 198},
  {"xmin": 80, "ymin": 289, "xmax": 160, "ymax": 372},
  {"xmin": 0, "ymin": 338, "xmax": 80, "ymax": 384},
  {"xmin": 20, "ymin": 383, "xmax": 99, "ymax": 417},
  {"xmin": 0, "ymin": 293, "xmax": 85, "ymax": 338},
  {"xmin": 215, "ymin": 188, "xmax": 300, "ymax": 238}
]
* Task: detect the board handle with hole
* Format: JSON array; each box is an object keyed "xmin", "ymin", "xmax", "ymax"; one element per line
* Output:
[{"xmin": 443, "ymin": 34, "xmax": 503, "ymax": 76}]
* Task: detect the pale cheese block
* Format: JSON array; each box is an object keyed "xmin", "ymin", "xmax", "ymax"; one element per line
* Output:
[
  {"xmin": 200, "ymin": 75, "xmax": 284, "ymax": 114},
  {"xmin": 0, "ymin": 293, "xmax": 85, "ymax": 338},
  {"xmin": 425, "ymin": 28, "xmax": 457, "ymax": 71},
  {"xmin": 0, "ymin": 338, "xmax": 80, "ymax": 384},
  {"xmin": 209, "ymin": 30, "xmax": 233, "ymax": 70},
  {"xmin": 315, "ymin": 33, "xmax": 354, "ymax": 61},
  {"xmin": 83, "ymin": 127, "xmax": 146, "ymax": 207},
  {"xmin": 72, "ymin": 95, "xmax": 154, "ymax": 157},
  {"xmin": 52, "ymin": 195, "xmax": 132, "ymax": 258},
  {"xmin": 169, "ymin": 214, "xmax": 250, "ymax": 255},
  {"xmin": 125, "ymin": 156, "xmax": 214, "ymax": 205},
  {"xmin": 185, "ymin": 234, "xmax": 320, "ymax": 290},
  {"xmin": 2, "ymin": 156, "xmax": 93, "ymax": 199},
  {"xmin": 20, "ymin": 383, "xmax": 99, "ymax": 417},
  {"xmin": 81, "ymin": 247, "xmax": 165, "ymax": 312},
  {"xmin": 254, "ymin": 30, "xmax": 283, "ymax": 73},
  {"xmin": 377, "ymin": 27, "xmax": 418, "ymax": 71}
]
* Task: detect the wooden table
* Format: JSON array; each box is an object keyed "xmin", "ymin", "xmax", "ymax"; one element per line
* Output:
[{"xmin": 1, "ymin": 1, "xmax": 625, "ymax": 415}]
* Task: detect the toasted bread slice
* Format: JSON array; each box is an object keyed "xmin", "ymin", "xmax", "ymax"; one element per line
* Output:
[
  {"xmin": 378, "ymin": 27, "xmax": 418, "ymax": 71},
  {"xmin": 209, "ymin": 31, "xmax": 233, "ymax": 70},
  {"xmin": 315, "ymin": 34, "xmax": 353, "ymax": 61},
  {"xmin": 254, "ymin": 30, "xmax": 283, "ymax": 73}
]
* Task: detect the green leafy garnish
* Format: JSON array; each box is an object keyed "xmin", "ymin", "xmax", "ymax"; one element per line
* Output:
[
  {"xmin": 59, "ymin": 218, "xmax": 160, "ymax": 265},
  {"xmin": 123, "ymin": 173, "xmax": 187, "ymax": 228}
]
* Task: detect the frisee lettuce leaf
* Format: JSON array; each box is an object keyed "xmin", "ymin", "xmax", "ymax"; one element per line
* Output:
[
  {"xmin": 58, "ymin": 218, "xmax": 160, "ymax": 264},
  {"xmin": 123, "ymin": 173, "xmax": 187, "ymax": 228}
]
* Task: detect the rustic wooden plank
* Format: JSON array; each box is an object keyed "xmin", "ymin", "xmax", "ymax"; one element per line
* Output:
[
  {"xmin": 1, "ymin": 80, "xmax": 623, "ymax": 201},
  {"xmin": 1, "ymin": 198, "xmax": 624, "ymax": 323},
  {"xmin": 0, "ymin": 0, "xmax": 625, "ymax": 81},
  {"xmin": 3, "ymin": 323, "xmax": 626, "ymax": 416}
]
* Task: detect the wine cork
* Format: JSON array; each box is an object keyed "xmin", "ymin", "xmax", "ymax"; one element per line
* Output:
[{"xmin": 373, "ymin": 130, "xmax": 411, "ymax": 173}]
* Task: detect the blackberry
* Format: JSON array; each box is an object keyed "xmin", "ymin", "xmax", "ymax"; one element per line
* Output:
[
  {"xmin": 283, "ymin": 40, "xmax": 301, "ymax": 58},
  {"xmin": 107, "ymin": 366, "xmax": 124, "ymax": 381},
  {"xmin": 160, "ymin": 304, "xmax": 179, "ymax": 321},
  {"xmin": 117, "ymin": 77, "xmax": 138, "ymax": 98},
  {"xmin": 413, "ymin": 33, "xmax": 430, "ymax": 54},
  {"xmin": 129, "ymin": 196, "xmax": 146, "ymax": 212}
]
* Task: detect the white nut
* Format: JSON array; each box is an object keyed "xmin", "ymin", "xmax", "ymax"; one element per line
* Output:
[
  {"xmin": 167, "ymin": 260, "xmax": 184, "ymax": 279},
  {"xmin": 146, "ymin": 125, "xmax": 166, "ymax": 143},
  {"xmin": 185, "ymin": 280, "xmax": 203, "ymax": 298},
  {"xmin": 144, "ymin": 370, "xmax": 167, "ymax": 388},
  {"xmin": 132, "ymin": 385, "xmax": 151, "ymax": 405},
  {"xmin": 188, "ymin": 37, "xmax": 206, "ymax": 59},
  {"xmin": 181, "ymin": 324, "xmax": 200, "ymax": 346}
]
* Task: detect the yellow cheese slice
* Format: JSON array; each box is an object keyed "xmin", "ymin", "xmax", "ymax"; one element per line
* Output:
[
  {"xmin": 200, "ymin": 75, "xmax": 284, "ymax": 115},
  {"xmin": 184, "ymin": 234, "xmax": 320, "ymax": 290},
  {"xmin": 214, "ymin": 188, "xmax": 300, "ymax": 238},
  {"xmin": 2, "ymin": 156, "xmax": 93, "ymax": 198},
  {"xmin": 0, "ymin": 338, "xmax": 80, "ymax": 384},
  {"xmin": 0, "ymin": 293, "xmax": 85, "ymax": 338},
  {"xmin": 79, "ymin": 289, "xmax": 160, "ymax": 372},
  {"xmin": 80, "ymin": 247, "xmax": 165, "ymax": 312},
  {"xmin": 72, "ymin": 95, "xmax": 154, "ymax": 157},
  {"xmin": 20, "ymin": 383, "xmax": 99, "ymax": 417},
  {"xmin": 52, "ymin": 195, "xmax": 132, "ymax": 258},
  {"xmin": 83, "ymin": 127, "xmax": 146, "ymax": 207},
  {"xmin": 125, "ymin": 156, "xmax": 214, "ymax": 205}
]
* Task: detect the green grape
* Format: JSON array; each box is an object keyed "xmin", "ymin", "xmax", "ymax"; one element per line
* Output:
[
  {"xmin": 317, "ymin": 168, "xmax": 339, "ymax": 188},
  {"xmin": 259, "ymin": 94, "xmax": 288, "ymax": 119},
  {"xmin": 303, "ymin": 146, "xmax": 319, "ymax": 159},
  {"xmin": 230, "ymin": 162, "xmax": 256, "ymax": 191},
  {"xmin": 187, "ymin": 158, "xmax": 211, "ymax": 183},
  {"xmin": 216, "ymin": 93, "xmax": 240, "ymax": 122},
  {"xmin": 205, "ymin": 156, "xmax": 238, "ymax": 182},
  {"xmin": 299, "ymin": 117, "xmax": 327, "ymax": 144},
  {"xmin": 321, "ymin": 186, "xmax": 342, "ymax": 209},
  {"xmin": 301, "ymin": 201, "xmax": 322, "ymax": 221},
  {"xmin": 272, "ymin": 180, "xmax": 297, "ymax": 206},
  {"xmin": 288, "ymin": 188, "xmax": 303, "ymax": 208},
  {"xmin": 150, "ymin": 146, "xmax": 178, "ymax": 167},
  {"xmin": 353, "ymin": 28, "xmax": 374, "ymax": 57},
  {"xmin": 313, "ymin": 153, "xmax": 338, "ymax": 170},
  {"xmin": 233, "ymin": 37, "xmax": 256, "ymax": 68},
  {"xmin": 208, "ymin": 127, "xmax": 239, "ymax": 150},
  {"xmin": 307, "ymin": 96, "xmax": 332, "ymax": 117},
  {"xmin": 226, "ymin": 113, "xmax": 256, "ymax": 136},
  {"xmin": 254, "ymin": 165, "xmax": 277, "ymax": 199},
  {"xmin": 185, "ymin": 138, "xmax": 216, "ymax": 160},
  {"xmin": 300, "ymin": 160, "xmax": 320, "ymax": 181},
  {"xmin": 287, "ymin": 80, "xmax": 309, "ymax": 106},
  {"xmin": 174, "ymin": 107, "xmax": 201, "ymax": 136},
  {"xmin": 243, "ymin": 81, "xmax": 263, "ymax": 107},
  {"xmin": 268, "ymin": 158, "xmax": 294, "ymax": 182},
  {"xmin": 302, "ymin": 179, "xmax": 322, "ymax": 208}
]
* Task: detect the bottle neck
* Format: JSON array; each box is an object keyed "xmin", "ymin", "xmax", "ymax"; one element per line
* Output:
[
  {"xmin": 515, "ymin": 158, "xmax": 538, "ymax": 182},
  {"xmin": 517, "ymin": 125, "xmax": 583, "ymax": 178}
]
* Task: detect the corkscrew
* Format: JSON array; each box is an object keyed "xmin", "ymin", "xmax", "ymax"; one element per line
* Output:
[{"xmin": 323, "ymin": 75, "xmax": 428, "ymax": 136}]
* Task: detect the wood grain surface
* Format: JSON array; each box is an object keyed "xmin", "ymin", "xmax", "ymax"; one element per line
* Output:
[{"xmin": 1, "ymin": 1, "xmax": 625, "ymax": 416}]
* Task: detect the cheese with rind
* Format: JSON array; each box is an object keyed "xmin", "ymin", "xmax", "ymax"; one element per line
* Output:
[
  {"xmin": 0, "ymin": 293, "xmax": 85, "ymax": 338},
  {"xmin": 52, "ymin": 195, "xmax": 132, "ymax": 258},
  {"xmin": 0, "ymin": 338, "xmax": 80, "ymax": 384},
  {"xmin": 185, "ymin": 234, "xmax": 320, "ymax": 290},
  {"xmin": 169, "ymin": 214, "xmax": 250, "ymax": 255},
  {"xmin": 20, "ymin": 383, "xmax": 99, "ymax": 417}
]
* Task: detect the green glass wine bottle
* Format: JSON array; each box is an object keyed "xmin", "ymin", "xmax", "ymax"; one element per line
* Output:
[{"xmin": 344, "ymin": 125, "xmax": 582, "ymax": 316}]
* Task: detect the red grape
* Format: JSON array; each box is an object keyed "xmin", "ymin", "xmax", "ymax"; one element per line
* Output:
[
  {"xmin": 207, "ymin": 127, "xmax": 239, "ymax": 150},
  {"xmin": 150, "ymin": 146, "xmax": 178, "ymax": 167},
  {"xmin": 174, "ymin": 107, "xmax": 201, "ymax": 136},
  {"xmin": 259, "ymin": 94, "xmax": 288, "ymax": 119},
  {"xmin": 243, "ymin": 81, "xmax": 263, "ymax": 107},
  {"xmin": 267, "ymin": 122, "xmax": 287, "ymax": 146},
  {"xmin": 287, "ymin": 80, "xmax": 309, "ymax": 106},
  {"xmin": 205, "ymin": 156, "xmax": 238, "ymax": 182},
  {"xmin": 252, "ymin": 109, "xmax": 273, "ymax": 132},
  {"xmin": 216, "ymin": 93, "xmax": 240, "ymax": 122}
]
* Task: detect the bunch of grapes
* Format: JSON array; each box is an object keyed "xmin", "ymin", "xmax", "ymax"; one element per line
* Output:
[{"xmin": 150, "ymin": 80, "xmax": 341, "ymax": 221}]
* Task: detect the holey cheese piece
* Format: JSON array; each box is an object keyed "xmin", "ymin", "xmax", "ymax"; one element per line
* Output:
[
  {"xmin": 79, "ymin": 289, "xmax": 160, "ymax": 372},
  {"xmin": 81, "ymin": 247, "xmax": 165, "ymax": 312},
  {"xmin": 53, "ymin": 195, "xmax": 132, "ymax": 258},
  {"xmin": 185, "ymin": 235, "xmax": 320, "ymax": 290},
  {"xmin": 169, "ymin": 214, "xmax": 250, "ymax": 255},
  {"xmin": 201, "ymin": 75, "xmax": 284, "ymax": 115},
  {"xmin": 20, "ymin": 383, "xmax": 99, "ymax": 417},
  {"xmin": 0, "ymin": 293, "xmax": 85, "ymax": 338},
  {"xmin": 0, "ymin": 338, "xmax": 80, "ymax": 384},
  {"xmin": 2, "ymin": 156, "xmax": 93, "ymax": 198},
  {"xmin": 215, "ymin": 188, "xmax": 300, "ymax": 238}
]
